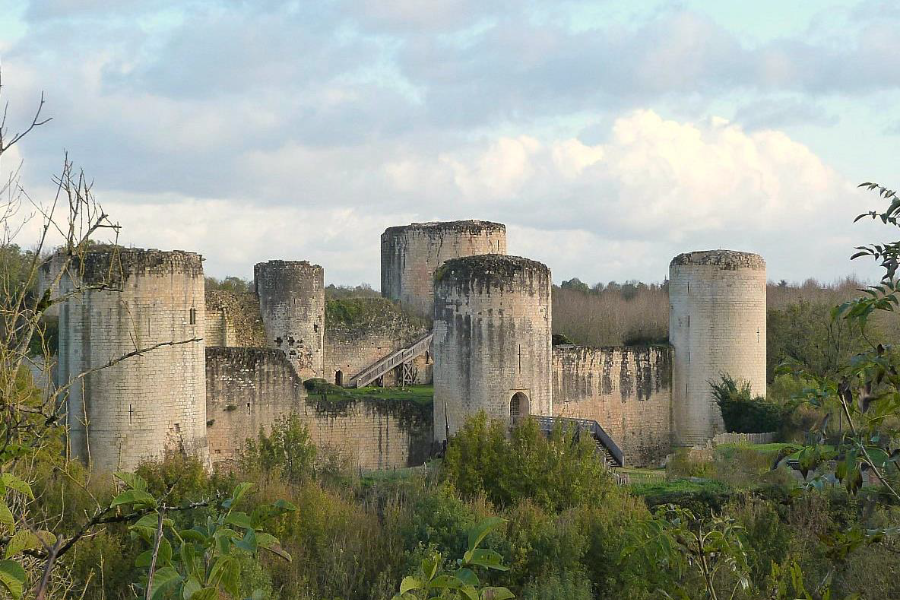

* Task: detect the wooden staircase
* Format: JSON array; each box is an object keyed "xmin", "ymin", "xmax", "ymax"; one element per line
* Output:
[
  {"xmin": 533, "ymin": 415, "xmax": 625, "ymax": 468},
  {"xmin": 346, "ymin": 332, "xmax": 434, "ymax": 388}
]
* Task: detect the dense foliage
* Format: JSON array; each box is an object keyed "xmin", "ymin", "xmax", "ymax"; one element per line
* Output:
[
  {"xmin": 441, "ymin": 413, "xmax": 610, "ymax": 511},
  {"xmin": 712, "ymin": 375, "xmax": 786, "ymax": 434}
]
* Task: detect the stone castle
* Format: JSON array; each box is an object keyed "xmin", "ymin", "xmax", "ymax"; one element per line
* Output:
[{"xmin": 44, "ymin": 220, "xmax": 766, "ymax": 473}]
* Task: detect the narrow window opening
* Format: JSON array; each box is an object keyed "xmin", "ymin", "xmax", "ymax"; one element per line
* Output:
[
  {"xmin": 517, "ymin": 345, "xmax": 522, "ymax": 373},
  {"xmin": 686, "ymin": 314, "xmax": 690, "ymax": 328},
  {"xmin": 246, "ymin": 402, "xmax": 251, "ymax": 415},
  {"xmin": 189, "ymin": 307, "xmax": 197, "ymax": 325},
  {"xmin": 128, "ymin": 404, "xmax": 134, "ymax": 425}
]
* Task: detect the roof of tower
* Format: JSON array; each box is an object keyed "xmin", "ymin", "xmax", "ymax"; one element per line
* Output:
[
  {"xmin": 254, "ymin": 260, "xmax": 323, "ymax": 273},
  {"xmin": 435, "ymin": 254, "xmax": 550, "ymax": 286},
  {"xmin": 670, "ymin": 250, "xmax": 765, "ymax": 270},
  {"xmin": 382, "ymin": 220, "xmax": 506, "ymax": 237},
  {"xmin": 72, "ymin": 247, "xmax": 203, "ymax": 282}
]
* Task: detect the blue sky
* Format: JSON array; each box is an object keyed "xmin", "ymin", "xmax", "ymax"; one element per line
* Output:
[{"xmin": 0, "ymin": 0, "xmax": 897, "ymax": 286}]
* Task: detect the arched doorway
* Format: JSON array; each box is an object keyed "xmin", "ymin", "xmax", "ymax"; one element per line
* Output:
[
  {"xmin": 335, "ymin": 370, "xmax": 343, "ymax": 387},
  {"xmin": 509, "ymin": 392, "xmax": 530, "ymax": 426}
]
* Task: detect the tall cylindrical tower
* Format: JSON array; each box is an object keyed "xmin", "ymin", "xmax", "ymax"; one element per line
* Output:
[
  {"xmin": 381, "ymin": 220, "xmax": 507, "ymax": 317},
  {"xmin": 433, "ymin": 255, "xmax": 552, "ymax": 442},
  {"xmin": 56, "ymin": 248, "xmax": 208, "ymax": 472},
  {"xmin": 254, "ymin": 260, "xmax": 325, "ymax": 379},
  {"xmin": 669, "ymin": 250, "xmax": 766, "ymax": 446}
]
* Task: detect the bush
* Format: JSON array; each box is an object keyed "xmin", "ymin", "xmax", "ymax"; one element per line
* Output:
[
  {"xmin": 520, "ymin": 573, "xmax": 593, "ymax": 600},
  {"xmin": 712, "ymin": 375, "xmax": 783, "ymax": 433},
  {"xmin": 241, "ymin": 413, "xmax": 317, "ymax": 485},
  {"xmin": 441, "ymin": 413, "xmax": 613, "ymax": 511}
]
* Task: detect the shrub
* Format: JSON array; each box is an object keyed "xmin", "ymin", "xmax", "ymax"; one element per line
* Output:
[
  {"xmin": 520, "ymin": 573, "xmax": 593, "ymax": 600},
  {"xmin": 712, "ymin": 375, "xmax": 783, "ymax": 433},
  {"xmin": 441, "ymin": 413, "xmax": 613, "ymax": 511},
  {"xmin": 241, "ymin": 413, "xmax": 317, "ymax": 485}
]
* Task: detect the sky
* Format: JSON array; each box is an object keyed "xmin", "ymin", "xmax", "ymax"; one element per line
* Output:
[{"xmin": 0, "ymin": 0, "xmax": 898, "ymax": 287}]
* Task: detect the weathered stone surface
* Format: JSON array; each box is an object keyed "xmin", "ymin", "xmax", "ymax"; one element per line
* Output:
[
  {"xmin": 433, "ymin": 254, "xmax": 552, "ymax": 442},
  {"xmin": 381, "ymin": 220, "xmax": 506, "ymax": 318},
  {"xmin": 552, "ymin": 345, "xmax": 672, "ymax": 466},
  {"xmin": 205, "ymin": 289, "xmax": 267, "ymax": 347},
  {"xmin": 325, "ymin": 323, "xmax": 431, "ymax": 386},
  {"xmin": 669, "ymin": 249, "xmax": 766, "ymax": 446},
  {"xmin": 205, "ymin": 347, "xmax": 432, "ymax": 469},
  {"xmin": 57, "ymin": 247, "xmax": 208, "ymax": 473},
  {"xmin": 254, "ymin": 261, "xmax": 325, "ymax": 379}
]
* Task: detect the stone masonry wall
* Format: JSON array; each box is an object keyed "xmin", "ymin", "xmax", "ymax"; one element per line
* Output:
[
  {"xmin": 205, "ymin": 289, "xmax": 267, "ymax": 347},
  {"xmin": 669, "ymin": 250, "xmax": 767, "ymax": 446},
  {"xmin": 433, "ymin": 255, "xmax": 552, "ymax": 442},
  {"xmin": 381, "ymin": 221, "xmax": 507, "ymax": 318},
  {"xmin": 206, "ymin": 348, "xmax": 432, "ymax": 469},
  {"xmin": 552, "ymin": 345, "xmax": 672, "ymax": 466},
  {"xmin": 55, "ymin": 248, "xmax": 208, "ymax": 473},
  {"xmin": 325, "ymin": 323, "xmax": 431, "ymax": 387},
  {"xmin": 255, "ymin": 261, "xmax": 325, "ymax": 379}
]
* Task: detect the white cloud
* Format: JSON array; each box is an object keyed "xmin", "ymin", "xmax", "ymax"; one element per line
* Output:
[{"xmin": 1, "ymin": 0, "xmax": 895, "ymax": 288}]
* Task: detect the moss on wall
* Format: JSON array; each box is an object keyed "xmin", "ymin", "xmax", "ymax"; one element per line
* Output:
[{"xmin": 325, "ymin": 297, "xmax": 430, "ymax": 331}]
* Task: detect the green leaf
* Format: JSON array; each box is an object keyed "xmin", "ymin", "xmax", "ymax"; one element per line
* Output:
[
  {"xmin": 467, "ymin": 518, "xmax": 506, "ymax": 551},
  {"xmin": 463, "ymin": 549, "xmax": 508, "ymax": 571},
  {"xmin": 180, "ymin": 542, "xmax": 198, "ymax": 577},
  {"xmin": 114, "ymin": 472, "xmax": 148, "ymax": 491},
  {"xmin": 0, "ymin": 475, "xmax": 32, "ymax": 500},
  {"xmin": 400, "ymin": 576, "xmax": 422, "ymax": 593},
  {"xmin": 3, "ymin": 531, "xmax": 37, "ymax": 559},
  {"xmin": 181, "ymin": 576, "xmax": 201, "ymax": 600},
  {"xmin": 110, "ymin": 489, "xmax": 157, "ymax": 509},
  {"xmin": 0, "ymin": 560, "xmax": 26, "ymax": 599},
  {"xmin": 481, "ymin": 587, "xmax": 516, "ymax": 600},
  {"xmin": 273, "ymin": 499, "xmax": 297, "ymax": 512},
  {"xmin": 234, "ymin": 528, "xmax": 258, "ymax": 553},
  {"xmin": 224, "ymin": 511, "xmax": 253, "ymax": 530},
  {"xmin": 0, "ymin": 501, "xmax": 14, "ymax": 528},
  {"xmin": 135, "ymin": 549, "xmax": 154, "ymax": 568},
  {"xmin": 149, "ymin": 567, "xmax": 182, "ymax": 600},
  {"xmin": 180, "ymin": 528, "xmax": 208, "ymax": 545},
  {"xmin": 455, "ymin": 568, "xmax": 479, "ymax": 587},
  {"xmin": 187, "ymin": 588, "xmax": 217, "ymax": 600},
  {"xmin": 209, "ymin": 555, "xmax": 240, "ymax": 596},
  {"xmin": 224, "ymin": 483, "xmax": 253, "ymax": 511}
]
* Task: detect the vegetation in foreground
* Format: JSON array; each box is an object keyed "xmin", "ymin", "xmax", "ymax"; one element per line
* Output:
[{"xmin": 4, "ymin": 70, "xmax": 900, "ymax": 599}]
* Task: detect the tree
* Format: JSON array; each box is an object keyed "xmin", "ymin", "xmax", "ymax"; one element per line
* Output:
[
  {"xmin": 0, "ymin": 70, "xmax": 282, "ymax": 599},
  {"xmin": 777, "ymin": 182, "xmax": 900, "ymax": 583}
]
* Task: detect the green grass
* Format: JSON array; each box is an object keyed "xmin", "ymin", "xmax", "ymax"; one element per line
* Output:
[
  {"xmin": 617, "ymin": 467, "xmax": 666, "ymax": 485},
  {"xmin": 343, "ymin": 385, "xmax": 434, "ymax": 406},
  {"xmin": 629, "ymin": 478, "xmax": 734, "ymax": 512},
  {"xmin": 716, "ymin": 442, "xmax": 797, "ymax": 456},
  {"xmin": 304, "ymin": 379, "xmax": 434, "ymax": 406}
]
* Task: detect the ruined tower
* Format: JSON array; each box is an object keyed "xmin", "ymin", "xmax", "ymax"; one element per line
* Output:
[
  {"xmin": 669, "ymin": 250, "xmax": 767, "ymax": 446},
  {"xmin": 381, "ymin": 221, "xmax": 507, "ymax": 317},
  {"xmin": 55, "ymin": 248, "xmax": 208, "ymax": 472},
  {"xmin": 254, "ymin": 260, "xmax": 325, "ymax": 379},
  {"xmin": 432, "ymin": 255, "xmax": 552, "ymax": 442}
]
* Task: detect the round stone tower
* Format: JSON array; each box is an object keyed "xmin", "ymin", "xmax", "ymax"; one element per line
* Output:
[
  {"xmin": 254, "ymin": 260, "xmax": 325, "ymax": 379},
  {"xmin": 669, "ymin": 250, "xmax": 766, "ymax": 446},
  {"xmin": 56, "ymin": 248, "xmax": 208, "ymax": 473},
  {"xmin": 432, "ymin": 255, "xmax": 552, "ymax": 442},
  {"xmin": 381, "ymin": 220, "xmax": 507, "ymax": 317}
]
